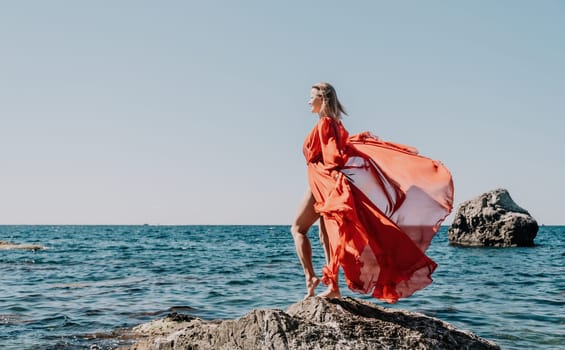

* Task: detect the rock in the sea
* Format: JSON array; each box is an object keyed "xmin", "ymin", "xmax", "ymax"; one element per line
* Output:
[
  {"xmin": 124, "ymin": 297, "xmax": 499, "ymax": 350},
  {"xmin": 0, "ymin": 240, "xmax": 46, "ymax": 250},
  {"xmin": 448, "ymin": 188, "xmax": 538, "ymax": 247}
]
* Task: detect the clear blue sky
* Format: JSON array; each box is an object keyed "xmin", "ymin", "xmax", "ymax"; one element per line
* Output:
[{"xmin": 1, "ymin": 1, "xmax": 563, "ymax": 225}]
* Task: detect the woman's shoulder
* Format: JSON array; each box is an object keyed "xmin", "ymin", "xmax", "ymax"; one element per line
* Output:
[
  {"xmin": 318, "ymin": 116, "xmax": 340, "ymax": 127},
  {"xmin": 316, "ymin": 116, "xmax": 334, "ymax": 132}
]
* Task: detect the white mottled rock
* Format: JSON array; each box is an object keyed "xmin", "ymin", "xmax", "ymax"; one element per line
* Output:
[
  {"xmin": 124, "ymin": 297, "xmax": 499, "ymax": 350},
  {"xmin": 0, "ymin": 240, "xmax": 46, "ymax": 250}
]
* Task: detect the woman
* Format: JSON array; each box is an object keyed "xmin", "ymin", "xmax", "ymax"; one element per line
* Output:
[{"xmin": 291, "ymin": 82, "xmax": 454, "ymax": 303}]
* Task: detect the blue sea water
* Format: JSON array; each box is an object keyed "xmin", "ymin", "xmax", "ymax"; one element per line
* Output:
[{"xmin": 0, "ymin": 225, "xmax": 563, "ymax": 350}]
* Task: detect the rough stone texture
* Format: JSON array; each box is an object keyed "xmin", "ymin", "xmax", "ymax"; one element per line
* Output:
[
  {"xmin": 0, "ymin": 240, "xmax": 46, "ymax": 250},
  {"xmin": 448, "ymin": 188, "xmax": 538, "ymax": 247},
  {"xmin": 123, "ymin": 297, "xmax": 499, "ymax": 350}
]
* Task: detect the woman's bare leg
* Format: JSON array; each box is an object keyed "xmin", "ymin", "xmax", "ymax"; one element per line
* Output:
[
  {"xmin": 317, "ymin": 218, "xmax": 342, "ymax": 298},
  {"xmin": 319, "ymin": 218, "xmax": 330, "ymax": 265},
  {"xmin": 291, "ymin": 191, "xmax": 321, "ymax": 298}
]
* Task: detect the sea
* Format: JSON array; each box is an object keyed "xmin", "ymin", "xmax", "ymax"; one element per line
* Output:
[{"xmin": 0, "ymin": 225, "xmax": 563, "ymax": 350}]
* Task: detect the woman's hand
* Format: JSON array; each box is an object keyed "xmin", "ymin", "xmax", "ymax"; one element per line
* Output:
[{"xmin": 331, "ymin": 170, "xmax": 340, "ymax": 180}]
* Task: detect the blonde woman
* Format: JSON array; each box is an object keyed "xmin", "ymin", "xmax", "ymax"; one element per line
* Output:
[{"xmin": 291, "ymin": 82, "xmax": 454, "ymax": 302}]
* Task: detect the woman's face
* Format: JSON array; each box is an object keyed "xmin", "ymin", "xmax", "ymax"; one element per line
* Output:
[{"xmin": 309, "ymin": 88, "xmax": 322, "ymax": 114}]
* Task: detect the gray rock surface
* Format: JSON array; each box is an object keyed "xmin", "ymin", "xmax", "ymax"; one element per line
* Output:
[
  {"xmin": 0, "ymin": 240, "xmax": 46, "ymax": 250},
  {"xmin": 123, "ymin": 297, "xmax": 499, "ymax": 350},
  {"xmin": 448, "ymin": 188, "xmax": 538, "ymax": 247}
]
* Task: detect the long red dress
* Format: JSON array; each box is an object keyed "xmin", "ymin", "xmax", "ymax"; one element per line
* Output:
[{"xmin": 303, "ymin": 117, "xmax": 454, "ymax": 303}]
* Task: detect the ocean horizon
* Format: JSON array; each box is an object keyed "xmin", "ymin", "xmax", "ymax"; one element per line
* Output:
[{"xmin": 1, "ymin": 225, "xmax": 563, "ymax": 349}]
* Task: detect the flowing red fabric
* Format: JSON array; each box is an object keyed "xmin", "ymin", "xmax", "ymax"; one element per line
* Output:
[{"xmin": 303, "ymin": 117, "xmax": 454, "ymax": 303}]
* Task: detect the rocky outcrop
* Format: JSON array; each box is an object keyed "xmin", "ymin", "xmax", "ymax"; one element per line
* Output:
[
  {"xmin": 448, "ymin": 188, "xmax": 538, "ymax": 247},
  {"xmin": 123, "ymin": 297, "xmax": 499, "ymax": 350},
  {"xmin": 0, "ymin": 240, "xmax": 46, "ymax": 250}
]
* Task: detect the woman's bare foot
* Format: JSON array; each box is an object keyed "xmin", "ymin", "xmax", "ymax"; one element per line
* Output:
[
  {"xmin": 317, "ymin": 286, "xmax": 342, "ymax": 298},
  {"xmin": 304, "ymin": 276, "xmax": 321, "ymax": 299}
]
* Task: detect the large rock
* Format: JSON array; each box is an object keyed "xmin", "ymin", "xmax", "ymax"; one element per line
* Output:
[
  {"xmin": 448, "ymin": 188, "xmax": 538, "ymax": 247},
  {"xmin": 122, "ymin": 297, "xmax": 499, "ymax": 350}
]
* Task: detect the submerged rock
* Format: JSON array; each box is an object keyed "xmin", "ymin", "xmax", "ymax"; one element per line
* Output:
[
  {"xmin": 124, "ymin": 297, "xmax": 499, "ymax": 350},
  {"xmin": 0, "ymin": 240, "xmax": 46, "ymax": 250},
  {"xmin": 448, "ymin": 188, "xmax": 538, "ymax": 247}
]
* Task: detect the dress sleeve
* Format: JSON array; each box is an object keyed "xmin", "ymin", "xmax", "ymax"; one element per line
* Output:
[{"xmin": 318, "ymin": 117, "xmax": 345, "ymax": 172}]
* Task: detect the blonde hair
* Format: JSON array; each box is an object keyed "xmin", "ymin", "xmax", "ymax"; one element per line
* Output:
[{"xmin": 312, "ymin": 82, "xmax": 348, "ymax": 120}]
